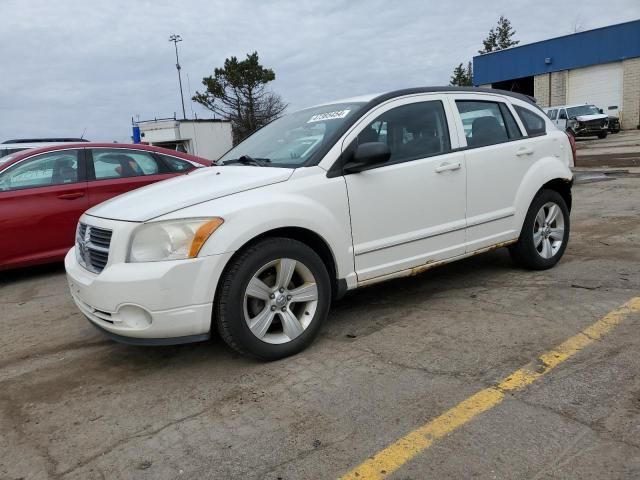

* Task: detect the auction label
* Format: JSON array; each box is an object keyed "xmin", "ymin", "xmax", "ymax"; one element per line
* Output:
[{"xmin": 307, "ymin": 110, "xmax": 351, "ymax": 123}]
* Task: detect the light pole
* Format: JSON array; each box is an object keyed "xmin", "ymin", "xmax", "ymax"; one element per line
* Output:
[{"xmin": 169, "ymin": 34, "xmax": 187, "ymax": 119}]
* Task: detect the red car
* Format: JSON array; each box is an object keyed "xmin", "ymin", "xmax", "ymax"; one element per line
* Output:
[{"xmin": 0, "ymin": 143, "xmax": 211, "ymax": 271}]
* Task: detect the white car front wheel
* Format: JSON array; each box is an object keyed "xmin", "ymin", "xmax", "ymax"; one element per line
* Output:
[{"xmin": 215, "ymin": 237, "xmax": 331, "ymax": 360}]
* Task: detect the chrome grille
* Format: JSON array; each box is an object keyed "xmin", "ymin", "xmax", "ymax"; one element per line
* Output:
[{"xmin": 76, "ymin": 223, "xmax": 112, "ymax": 273}]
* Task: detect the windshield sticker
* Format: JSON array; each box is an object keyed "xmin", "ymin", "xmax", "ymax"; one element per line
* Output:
[{"xmin": 307, "ymin": 110, "xmax": 351, "ymax": 123}]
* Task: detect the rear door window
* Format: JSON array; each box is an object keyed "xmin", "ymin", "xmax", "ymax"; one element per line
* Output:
[
  {"xmin": 91, "ymin": 149, "xmax": 161, "ymax": 180},
  {"xmin": 455, "ymin": 100, "xmax": 519, "ymax": 147},
  {"xmin": 500, "ymin": 104, "xmax": 523, "ymax": 139},
  {"xmin": 514, "ymin": 106, "xmax": 547, "ymax": 136}
]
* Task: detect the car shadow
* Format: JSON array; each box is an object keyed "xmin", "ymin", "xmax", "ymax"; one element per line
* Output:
[
  {"xmin": 323, "ymin": 248, "xmax": 516, "ymax": 340},
  {"xmin": 12, "ymin": 249, "xmax": 518, "ymax": 374},
  {"xmin": 102, "ymin": 250, "xmax": 514, "ymax": 361}
]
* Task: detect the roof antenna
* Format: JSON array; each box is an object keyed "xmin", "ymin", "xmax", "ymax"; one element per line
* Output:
[{"xmin": 80, "ymin": 127, "xmax": 87, "ymax": 140}]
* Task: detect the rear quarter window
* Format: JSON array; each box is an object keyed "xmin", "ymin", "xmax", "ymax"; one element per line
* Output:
[{"xmin": 514, "ymin": 106, "xmax": 546, "ymax": 136}]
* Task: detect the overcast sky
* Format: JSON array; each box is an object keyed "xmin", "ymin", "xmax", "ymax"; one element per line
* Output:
[{"xmin": 1, "ymin": 0, "xmax": 638, "ymax": 142}]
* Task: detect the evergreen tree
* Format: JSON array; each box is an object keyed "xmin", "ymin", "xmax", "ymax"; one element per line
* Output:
[
  {"xmin": 449, "ymin": 62, "xmax": 473, "ymax": 86},
  {"xmin": 479, "ymin": 28, "xmax": 498, "ymax": 54},
  {"xmin": 495, "ymin": 16, "xmax": 519, "ymax": 50},
  {"xmin": 448, "ymin": 17, "xmax": 516, "ymax": 86},
  {"xmin": 478, "ymin": 16, "xmax": 519, "ymax": 54}
]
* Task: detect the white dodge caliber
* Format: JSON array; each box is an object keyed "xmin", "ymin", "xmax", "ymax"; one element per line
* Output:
[{"xmin": 66, "ymin": 87, "xmax": 575, "ymax": 359}]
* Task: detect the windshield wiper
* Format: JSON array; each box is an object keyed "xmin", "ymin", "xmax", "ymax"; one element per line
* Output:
[{"xmin": 219, "ymin": 155, "xmax": 271, "ymax": 167}]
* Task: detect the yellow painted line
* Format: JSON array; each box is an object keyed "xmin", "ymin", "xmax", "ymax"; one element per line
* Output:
[{"xmin": 339, "ymin": 297, "xmax": 640, "ymax": 480}]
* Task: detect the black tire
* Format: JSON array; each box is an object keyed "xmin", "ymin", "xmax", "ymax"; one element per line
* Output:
[
  {"xmin": 598, "ymin": 131, "xmax": 608, "ymax": 139},
  {"xmin": 215, "ymin": 237, "xmax": 331, "ymax": 360},
  {"xmin": 509, "ymin": 189, "xmax": 570, "ymax": 270}
]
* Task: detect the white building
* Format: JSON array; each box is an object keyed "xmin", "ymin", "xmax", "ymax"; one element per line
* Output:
[{"xmin": 136, "ymin": 118, "xmax": 233, "ymax": 160}]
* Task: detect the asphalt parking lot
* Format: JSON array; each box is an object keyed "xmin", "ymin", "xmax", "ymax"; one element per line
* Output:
[
  {"xmin": 576, "ymin": 130, "xmax": 640, "ymax": 168},
  {"xmin": 1, "ymin": 175, "xmax": 639, "ymax": 479}
]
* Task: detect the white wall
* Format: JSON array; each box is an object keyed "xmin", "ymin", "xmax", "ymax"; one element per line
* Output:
[
  {"xmin": 139, "ymin": 120, "xmax": 181, "ymax": 143},
  {"xmin": 178, "ymin": 122, "xmax": 233, "ymax": 160},
  {"xmin": 567, "ymin": 62, "xmax": 623, "ymax": 114}
]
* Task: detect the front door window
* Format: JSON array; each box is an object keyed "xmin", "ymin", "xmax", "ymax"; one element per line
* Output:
[
  {"xmin": 355, "ymin": 100, "xmax": 451, "ymax": 164},
  {"xmin": 0, "ymin": 150, "xmax": 79, "ymax": 191}
]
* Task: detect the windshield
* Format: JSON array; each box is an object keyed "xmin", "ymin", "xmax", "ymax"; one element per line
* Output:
[
  {"xmin": 567, "ymin": 105, "xmax": 601, "ymax": 118},
  {"xmin": 218, "ymin": 102, "xmax": 365, "ymax": 167}
]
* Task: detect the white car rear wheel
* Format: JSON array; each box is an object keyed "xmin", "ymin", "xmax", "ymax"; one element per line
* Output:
[{"xmin": 510, "ymin": 189, "xmax": 570, "ymax": 270}]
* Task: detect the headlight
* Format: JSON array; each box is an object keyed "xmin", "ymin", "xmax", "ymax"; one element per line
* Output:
[{"xmin": 128, "ymin": 217, "xmax": 224, "ymax": 262}]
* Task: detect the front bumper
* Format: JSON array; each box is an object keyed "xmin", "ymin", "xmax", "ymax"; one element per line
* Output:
[
  {"xmin": 65, "ymin": 247, "xmax": 234, "ymax": 342},
  {"xmin": 571, "ymin": 121, "xmax": 608, "ymax": 137},
  {"xmin": 574, "ymin": 128, "xmax": 607, "ymax": 137}
]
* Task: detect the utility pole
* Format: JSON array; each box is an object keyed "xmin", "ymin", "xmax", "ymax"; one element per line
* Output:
[{"xmin": 169, "ymin": 34, "xmax": 187, "ymax": 119}]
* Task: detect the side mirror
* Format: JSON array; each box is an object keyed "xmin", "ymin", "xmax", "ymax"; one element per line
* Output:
[
  {"xmin": 343, "ymin": 142, "xmax": 391, "ymax": 173},
  {"xmin": 598, "ymin": 108, "xmax": 604, "ymax": 114}
]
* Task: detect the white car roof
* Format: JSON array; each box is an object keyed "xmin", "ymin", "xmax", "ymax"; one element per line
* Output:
[
  {"xmin": 310, "ymin": 93, "xmax": 382, "ymax": 109},
  {"xmin": 301, "ymin": 87, "xmax": 542, "ymax": 116},
  {"xmin": 314, "ymin": 88, "xmax": 539, "ymax": 110}
]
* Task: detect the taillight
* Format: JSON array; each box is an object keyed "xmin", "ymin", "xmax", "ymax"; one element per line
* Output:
[{"xmin": 566, "ymin": 131, "xmax": 577, "ymax": 167}]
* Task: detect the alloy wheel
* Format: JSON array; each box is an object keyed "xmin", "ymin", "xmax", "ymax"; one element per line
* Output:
[
  {"xmin": 243, "ymin": 258, "xmax": 319, "ymax": 344},
  {"xmin": 533, "ymin": 201, "xmax": 565, "ymax": 259}
]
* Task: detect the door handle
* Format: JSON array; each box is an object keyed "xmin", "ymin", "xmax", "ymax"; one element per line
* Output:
[
  {"xmin": 516, "ymin": 146, "xmax": 534, "ymax": 156},
  {"xmin": 435, "ymin": 162, "xmax": 462, "ymax": 173},
  {"xmin": 57, "ymin": 192, "xmax": 85, "ymax": 200}
]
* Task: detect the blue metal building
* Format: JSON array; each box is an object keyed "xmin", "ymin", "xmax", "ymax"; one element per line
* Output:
[{"xmin": 473, "ymin": 20, "xmax": 640, "ymax": 129}]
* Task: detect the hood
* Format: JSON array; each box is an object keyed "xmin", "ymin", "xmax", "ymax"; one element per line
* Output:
[
  {"xmin": 87, "ymin": 166, "xmax": 293, "ymax": 222},
  {"xmin": 574, "ymin": 114, "xmax": 608, "ymax": 122}
]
